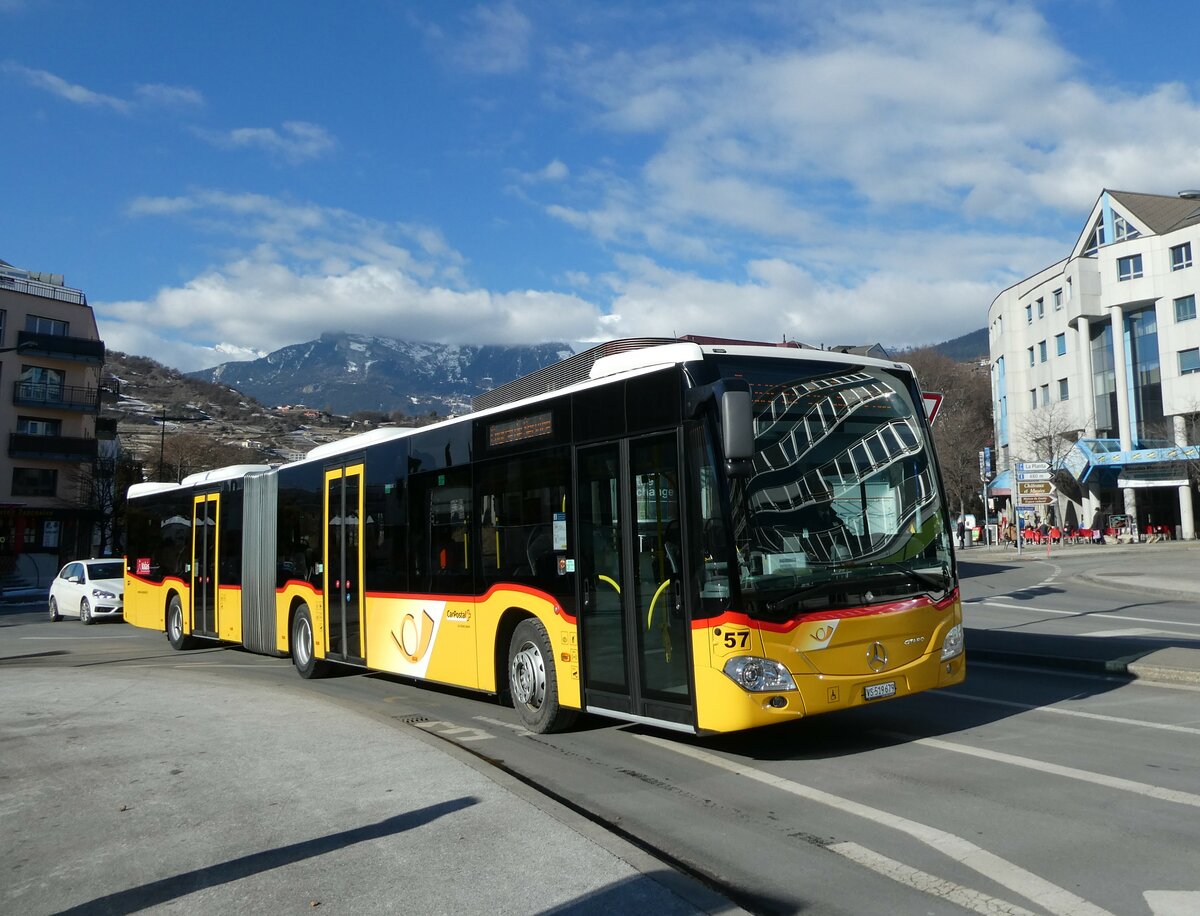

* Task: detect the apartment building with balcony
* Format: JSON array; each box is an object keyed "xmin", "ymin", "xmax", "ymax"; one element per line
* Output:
[
  {"xmin": 987, "ymin": 190, "xmax": 1200, "ymax": 539},
  {"xmin": 0, "ymin": 259, "xmax": 112, "ymax": 567}
]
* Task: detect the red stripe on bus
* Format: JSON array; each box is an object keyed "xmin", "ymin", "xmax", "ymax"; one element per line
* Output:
[
  {"xmin": 693, "ymin": 588, "xmax": 960, "ymax": 632},
  {"xmin": 363, "ymin": 582, "xmax": 575, "ymax": 623}
]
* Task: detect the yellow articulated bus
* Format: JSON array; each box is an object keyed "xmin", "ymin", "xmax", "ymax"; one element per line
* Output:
[{"xmin": 123, "ymin": 336, "xmax": 964, "ymax": 734}]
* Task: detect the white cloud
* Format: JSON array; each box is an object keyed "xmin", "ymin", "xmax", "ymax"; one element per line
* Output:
[
  {"xmin": 134, "ymin": 82, "xmax": 205, "ymax": 109},
  {"xmin": 540, "ymin": 1, "xmax": 1200, "ymax": 247},
  {"xmin": 4, "ymin": 62, "xmax": 130, "ymax": 112},
  {"xmin": 4, "ymin": 62, "xmax": 203, "ymax": 114},
  {"xmin": 448, "ymin": 1, "xmax": 533, "ymax": 74},
  {"xmin": 104, "ymin": 190, "xmax": 605, "ymax": 371},
  {"xmin": 199, "ymin": 121, "xmax": 336, "ymax": 163}
]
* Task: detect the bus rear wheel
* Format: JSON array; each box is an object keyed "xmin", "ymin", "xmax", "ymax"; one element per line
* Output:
[
  {"xmin": 508, "ymin": 618, "xmax": 575, "ymax": 734},
  {"xmin": 291, "ymin": 604, "xmax": 330, "ymax": 679},
  {"xmin": 166, "ymin": 595, "xmax": 198, "ymax": 650}
]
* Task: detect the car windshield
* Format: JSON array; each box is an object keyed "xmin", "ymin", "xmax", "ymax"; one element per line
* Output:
[
  {"xmin": 87, "ymin": 562, "xmax": 124, "ymax": 581},
  {"xmin": 717, "ymin": 357, "xmax": 952, "ymax": 618}
]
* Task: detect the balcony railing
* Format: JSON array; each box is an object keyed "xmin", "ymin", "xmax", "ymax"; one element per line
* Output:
[
  {"xmin": 12, "ymin": 381, "xmax": 101, "ymax": 412},
  {"xmin": 8, "ymin": 432, "xmax": 98, "ymax": 462},
  {"xmin": 16, "ymin": 330, "xmax": 105, "ymax": 364},
  {"xmin": 0, "ymin": 273, "xmax": 87, "ymax": 305}
]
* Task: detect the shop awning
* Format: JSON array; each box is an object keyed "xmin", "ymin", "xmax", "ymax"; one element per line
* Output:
[{"xmin": 986, "ymin": 469, "xmax": 1012, "ymax": 496}]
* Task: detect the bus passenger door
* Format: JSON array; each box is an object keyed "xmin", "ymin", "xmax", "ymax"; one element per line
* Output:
[
  {"xmin": 191, "ymin": 493, "xmax": 218, "ymax": 637},
  {"xmin": 324, "ymin": 465, "xmax": 365, "ymax": 662},
  {"xmin": 576, "ymin": 433, "xmax": 693, "ymax": 728}
]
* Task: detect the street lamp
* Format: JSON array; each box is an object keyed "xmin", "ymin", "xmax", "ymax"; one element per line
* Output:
[
  {"xmin": 156, "ymin": 407, "xmax": 205, "ymax": 482},
  {"xmin": 0, "ymin": 341, "xmax": 36, "ymax": 355}
]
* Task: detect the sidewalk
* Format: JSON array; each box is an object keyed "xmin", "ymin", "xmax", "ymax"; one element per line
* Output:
[
  {"xmin": 958, "ymin": 538, "xmax": 1200, "ymax": 686},
  {"xmin": 1, "ymin": 664, "xmax": 740, "ymax": 916}
]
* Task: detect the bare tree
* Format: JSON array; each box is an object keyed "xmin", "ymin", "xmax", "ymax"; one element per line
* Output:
[
  {"xmin": 1016, "ymin": 400, "xmax": 1086, "ymax": 528},
  {"xmin": 903, "ymin": 348, "xmax": 993, "ymax": 521},
  {"xmin": 155, "ymin": 432, "xmax": 270, "ymax": 483}
]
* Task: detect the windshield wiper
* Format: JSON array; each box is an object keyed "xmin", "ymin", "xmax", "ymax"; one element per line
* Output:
[{"xmin": 764, "ymin": 563, "xmax": 949, "ymax": 613}]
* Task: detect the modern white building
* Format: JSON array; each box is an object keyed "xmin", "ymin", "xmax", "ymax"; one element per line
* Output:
[{"xmin": 987, "ymin": 189, "xmax": 1200, "ymax": 539}]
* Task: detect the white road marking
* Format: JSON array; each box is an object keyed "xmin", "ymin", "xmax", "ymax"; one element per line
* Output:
[
  {"xmin": 410, "ymin": 719, "xmax": 493, "ymax": 742},
  {"xmin": 473, "ymin": 715, "xmax": 528, "ymax": 733},
  {"xmin": 1145, "ymin": 890, "xmax": 1200, "ymax": 916},
  {"xmin": 830, "ymin": 842, "xmax": 1040, "ymax": 916},
  {"xmin": 21, "ymin": 635, "xmax": 142, "ymax": 640},
  {"xmin": 940, "ymin": 691, "xmax": 1200, "ymax": 736},
  {"xmin": 976, "ymin": 601, "xmax": 1200, "ymax": 630},
  {"xmin": 902, "ymin": 736, "xmax": 1200, "ymax": 809},
  {"xmin": 636, "ymin": 734, "xmax": 1113, "ymax": 916}
]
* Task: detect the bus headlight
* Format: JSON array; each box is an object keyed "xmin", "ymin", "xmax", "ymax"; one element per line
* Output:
[
  {"xmin": 723, "ymin": 656, "xmax": 797, "ymax": 692},
  {"xmin": 940, "ymin": 624, "xmax": 964, "ymax": 661}
]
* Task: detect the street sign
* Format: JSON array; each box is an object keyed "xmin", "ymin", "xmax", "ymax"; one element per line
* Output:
[
  {"xmin": 1018, "ymin": 461, "xmax": 1050, "ymax": 471},
  {"xmin": 1017, "ymin": 494, "xmax": 1055, "ymax": 505},
  {"xmin": 1017, "ymin": 481, "xmax": 1055, "ymax": 496},
  {"xmin": 1017, "ymin": 471, "xmax": 1053, "ymax": 481}
]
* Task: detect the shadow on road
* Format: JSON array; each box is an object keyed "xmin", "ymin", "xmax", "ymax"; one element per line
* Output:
[{"xmin": 58, "ymin": 799, "xmax": 479, "ymax": 915}]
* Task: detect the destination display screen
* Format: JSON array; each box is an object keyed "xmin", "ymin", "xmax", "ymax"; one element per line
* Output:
[{"xmin": 487, "ymin": 411, "xmax": 553, "ymax": 448}]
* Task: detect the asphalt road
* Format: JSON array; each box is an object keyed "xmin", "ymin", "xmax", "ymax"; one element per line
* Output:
[{"xmin": 4, "ymin": 550, "xmax": 1200, "ymax": 915}]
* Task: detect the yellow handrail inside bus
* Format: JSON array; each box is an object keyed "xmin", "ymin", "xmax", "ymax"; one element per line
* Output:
[
  {"xmin": 598, "ymin": 574, "xmax": 620, "ymax": 595},
  {"xmin": 646, "ymin": 578, "xmax": 671, "ymax": 629}
]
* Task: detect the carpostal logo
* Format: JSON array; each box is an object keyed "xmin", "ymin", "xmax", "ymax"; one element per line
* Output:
[
  {"xmin": 393, "ymin": 608, "xmax": 437, "ymax": 663},
  {"xmin": 445, "ymin": 607, "xmax": 471, "ymax": 622}
]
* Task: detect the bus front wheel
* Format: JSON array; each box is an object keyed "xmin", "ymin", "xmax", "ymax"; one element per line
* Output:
[
  {"xmin": 508, "ymin": 618, "xmax": 575, "ymax": 734},
  {"xmin": 166, "ymin": 596, "xmax": 197, "ymax": 650},
  {"xmin": 291, "ymin": 604, "xmax": 330, "ymax": 679}
]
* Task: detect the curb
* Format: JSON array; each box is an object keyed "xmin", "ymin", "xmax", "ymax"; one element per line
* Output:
[{"xmin": 968, "ymin": 647, "xmax": 1200, "ymax": 687}]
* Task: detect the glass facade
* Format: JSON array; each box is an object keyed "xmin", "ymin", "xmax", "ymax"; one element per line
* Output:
[
  {"xmin": 1127, "ymin": 308, "xmax": 1163, "ymax": 444},
  {"xmin": 1091, "ymin": 323, "xmax": 1116, "ymax": 438}
]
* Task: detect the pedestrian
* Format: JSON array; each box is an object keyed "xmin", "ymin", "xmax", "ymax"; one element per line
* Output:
[
  {"xmin": 1090, "ymin": 508, "xmax": 1106, "ymax": 544},
  {"xmin": 956, "ymin": 518, "xmax": 966, "ymax": 549}
]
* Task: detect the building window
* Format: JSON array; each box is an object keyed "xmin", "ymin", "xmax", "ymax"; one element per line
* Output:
[
  {"xmin": 1040, "ymin": 384, "xmax": 1049, "ymax": 406},
  {"xmin": 1066, "ymin": 277, "xmax": 1073, "ymax": 300},
  {"xmin": 1028, "ymin": 346, "xmax": 1035, "ymax": 367},
  {"xmin": 1181, "ymin": 348, "xmax": 1200, "ymax": 375},
  {"xmin": 1055, "ymin": 333, "xmax": 1066, "ymax": 356},
  {"xmin": 1030, "ymin": 389, "xmax": 1038, "ymax": 409},
  {"xmin": 12, "ymin": 468, "xmax": 58, "ymax": 497},
  {"xmin": 1058, "ymin": 378, "xmax": 1069, "ymax": 401},
  {"xmin": 1037, "ymin": 298, "xmax": 1045, "ymax": 318},
  {"xmin": 16, "ymin": 416, "xmax": 62, "ymax": 436},
  {"xmin": 1175, "ymin": 294, "xmax": 1197, "ymax": 322},
  {"xmin": 1025, "ymin": 304, "xmax": 1033, "ymax": 325},
  {"xmin": 0, "ymin": 308, "xmax": 6, "ymax": 345},
  {"xmin": 1053, "ymin": 288, "xmax": 1063, "ymax": 310},
  {"xmin": 24, "ymin": 315, "xmax": 69, "ymax": 336},
  {"xmin": 1170, "ymin": 242, "xmax": 1193, "ymax": 271},
  {"xmin": 1117, "ymin": 254, "xmax": 1143, "ymax": 281},
  {"xmin": 1039, "ymin": 340, "xmax": 1048, "ymax": 362},
  {"xmin": 1113, "ymin": 213, "xmax": 1139, "ymax": 241}
]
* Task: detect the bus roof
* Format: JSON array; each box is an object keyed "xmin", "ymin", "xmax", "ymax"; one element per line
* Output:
[{"xmin": 179, "ymin": 465, "xmax": 274, "ymax": 487}]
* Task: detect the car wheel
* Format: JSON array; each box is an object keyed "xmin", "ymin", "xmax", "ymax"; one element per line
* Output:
[
  {"xmin": 49, "ymin": 597, "xmax": 62, "ymax": 622},
  {"xmin": 508, "ymin": 618, "xmax": 576, "ymax": 734},
  {"xmin": 291, "ymin": 603, "xmax": 330, "ymax": 679},
  {"xmin": 80, "ymin": 599, "xmax": 93, "ymax": 625},
  {"xmin": 166, "ymin": 595, "xmax": 198, "ymax": 650}
]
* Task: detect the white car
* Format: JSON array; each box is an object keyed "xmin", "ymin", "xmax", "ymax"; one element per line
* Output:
[{"xmin": 48, "ymin": 559, "xmax": 125, "ymax": 625}]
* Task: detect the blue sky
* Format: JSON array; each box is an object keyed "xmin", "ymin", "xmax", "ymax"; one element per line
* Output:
[{"xmin": 4, "ymin": 0, "xmax": 1200, "ymax": 372}]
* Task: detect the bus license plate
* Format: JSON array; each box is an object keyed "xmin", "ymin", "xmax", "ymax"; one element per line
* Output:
[{"xmin": 864, "ymin": 681, "xmax": 896, "ymax": 701}]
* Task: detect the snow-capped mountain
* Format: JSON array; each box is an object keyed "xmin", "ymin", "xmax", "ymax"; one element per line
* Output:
[{"xmin": 188, "ymin": 333, "xmax": 575, "ymax": 415}]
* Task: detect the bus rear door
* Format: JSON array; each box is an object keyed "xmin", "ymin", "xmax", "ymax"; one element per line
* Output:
[
  {"xmin": 190, "ymin": 493, "xmax": 218, "ymax": 637},
  {"xmin": 576, "ymin": 432, "xmax": 694, "ymax": 729},
  {"xmin": 324, "ymin": 464, "xmax": 365, "ymax": 662}
]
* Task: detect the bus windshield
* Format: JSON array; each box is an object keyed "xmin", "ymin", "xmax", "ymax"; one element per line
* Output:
[{"xmin": 716, "ymin": 357, "xmax": 952, "ymax": 618}]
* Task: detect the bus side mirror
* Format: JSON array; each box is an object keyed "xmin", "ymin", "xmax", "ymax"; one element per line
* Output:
[{"xmin": 721, "ymin": 389, "xmax": 754, "ymax": 476}]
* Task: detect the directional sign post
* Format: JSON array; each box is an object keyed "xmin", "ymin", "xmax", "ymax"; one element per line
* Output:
[{"xmin": 1017, "ymin": 481, "xmax": 1056, "ymax": 497}]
